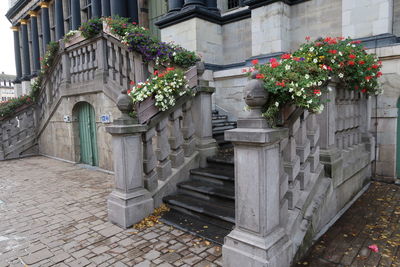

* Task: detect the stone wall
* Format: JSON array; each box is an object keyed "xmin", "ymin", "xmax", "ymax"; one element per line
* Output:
[
  {"xmin": 394, "ymin": 0, "xmax": 400, "ymax": 37},
  {"xmin": 222, "ymin": 18, "xmax": 252, "ymax": 65},
  {"xmin": 369, "ymin": 45, "xmax": 400, "ymax": 179},
  {"xmin": 38, "ymin": 92, "xmax": 119, "ymax": 171}
]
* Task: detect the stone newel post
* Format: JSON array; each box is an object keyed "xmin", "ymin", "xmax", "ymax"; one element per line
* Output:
[
  {"xmin": 223, "ymin": 73, "xmax": 292, "ymax": 267},
  {"xmin": 106, "ymin": 90, "xmax": 154, "ymax": 228}
]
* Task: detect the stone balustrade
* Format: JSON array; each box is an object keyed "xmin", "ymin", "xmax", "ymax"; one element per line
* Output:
[
  {"xmin": 223, "ymin": 74, "xmax": 374, "ymax": 267},
  {"xmin": 0, "ymin": 105, "xmax": 38, "ymax": 160}
]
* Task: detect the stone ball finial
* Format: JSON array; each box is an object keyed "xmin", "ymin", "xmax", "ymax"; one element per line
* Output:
[
  {"xmin": 243, "ymin": 71, "xmax": 269, "ymax": 118},
  {"xmin": 196, "ymin": 61, "xmax": 205, "ymax": 76},
  {"xmin": 117, "ymin": 89, "xmax": 134, "ymax": 114},
  {"xmin": 115, "ymin": 89, "xmax": 137, "ymax": 125}
]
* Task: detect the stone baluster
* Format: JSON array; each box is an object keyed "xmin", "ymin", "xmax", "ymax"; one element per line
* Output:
[
  {"xmin": 169, "ymin": 108, "xmax": 185, "ymax": 168},
  {"xmin": 182, "ymin": 101, "xmax": 196, "ymax": 157},
  {"xmin": 106, "ymin": 90, "xmax": 154, "ymax": 228},
  {"xmin": 306, "ymin": 114, "xmax": 321, "ymax": 173},
  {"xmin": 223, "ymin": 72, "xmax": 292, "ymax": 267},
  {"xmin": 95, "ymin": 38, "xmax": 108, "ymax": 81},
  {"xmin": 296, "ymin": 113, "xmax": 311, "ymax": 191},
  {"xmin": 156, "ymin": 118, "xmax": 172, "ymax": 180},
  {"xmin": 192, "ymin": 62, "xmax": 217, "ymax": 167},
  {"xmin": 143, "ymin": 127, "xmax": 158, "ymax": 191}
]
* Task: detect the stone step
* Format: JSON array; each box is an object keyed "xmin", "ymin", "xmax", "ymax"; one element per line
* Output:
[
  {"xmin": 212, "ymin": 110, "xmax": 219, "ymax": 115},
  {"xmin": 163, "ymin": 194, "xmax": 235, "ymax": 224},
  {"xmin": 190, "ymin": 168, "xmax": 234, "ymax": 185},
  {"xmin": 160, "ymin": 209, "xmax": 233, "ymax": 245},
  {"xmin": 212, "ymin": 127, "xmax": 236, "ymax": 135},
  {"xmin": 212, "ymin": 121, "xmax": 237, "ymax": 128},
  {"xmin": 206, "ymin": 156, "xmax": 234, "ymax": 171},
  {"xmin": 178, "ymin": 180, "xmax": 235, "ymax": 200},
  {"xmin": 212, "ymin": 115, "xmax": 228, "ymax": 121}
]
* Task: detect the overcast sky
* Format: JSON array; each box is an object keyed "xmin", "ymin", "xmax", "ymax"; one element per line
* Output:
[{"xmin": 0, "ymin": 2, "xmax": 16, "ymax": 75}]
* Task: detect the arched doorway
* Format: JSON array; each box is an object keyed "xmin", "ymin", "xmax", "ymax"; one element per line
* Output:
[{"xmin": 76, "ymin": 102, "xmax": 98, "ymax": 166}]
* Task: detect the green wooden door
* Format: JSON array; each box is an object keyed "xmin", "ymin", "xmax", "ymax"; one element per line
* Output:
[
  {"xmin": 149, "ymin": 0, "xmax": 168, "ymax": 38},
  {"xmin": 78, "ymin": 102, "xmax": 99, "ymax": 166},
  {"xmin": 397, "ymin": 98, "xmax": 400, "ymax": 178}
]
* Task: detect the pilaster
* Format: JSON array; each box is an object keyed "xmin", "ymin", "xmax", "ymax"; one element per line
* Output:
[
  {"xmin": 20, "ymin": 19, "xmax": 31, "ymax": 80},
  {"xmin": 11, "ymin": 26, "xmax": 22, "ymax": 82},
  {"xmin": 54, "ymin": 0, "xmax": 65, "ymax": 40},
  {"xmin": 101, "ymin": 0, "xmax": 111, "ymax": 17},
  {"xmin": 71, "ymin": 0, "xmax": 81, "ymax": 30},
  {"xmin": 92, "ymin": 0, "xmax": 102, "ymax": 18},
  {"xmin": 110, "ymin": 0, "xmax": 127, "ymax": 17},
  {"xmin": 39, "ymin": 2, "xmax": 51, "ymax": 49},
  {"xmin": 28, "ymin": 11, "xmax": 40, "ymax": 75}
]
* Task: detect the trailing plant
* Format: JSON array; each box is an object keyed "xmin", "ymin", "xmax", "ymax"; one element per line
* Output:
[
  {"xmin": 0, "ymin": 95, "xmax": 34, "ymax": 119},
  {"xmin": 103, "ymin": 16, "xmax": 199, "ymax": 68},
  {"xmin": 40, "ymin": 41, "xmax": 60, "ymax": 74},
  {"xmin": 128, "ymin": 68, "xmax": 191, "ymax": 111},
  {"xmin": 79, "ymin": 18, "xmax": 103, "ymax": 39},
  {"xmin": 246, "ymin": 36, "xmax": 383, "ymax": 124}
]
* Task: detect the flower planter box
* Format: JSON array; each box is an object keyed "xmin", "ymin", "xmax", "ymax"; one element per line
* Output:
[
  {"xmin": 102, "ymin": 21, "xmax": 121, "ymax": 41},
  {"xmin": 64, "ymin": 32, "xmax": 86, "ymax": 48},
  {"xmin": 135, "ymin": 66, "xmax": 198, "ymax": 124},
  {"xmin": 136, "ymin": 96, "xmax": 158, "ymax": 124}
]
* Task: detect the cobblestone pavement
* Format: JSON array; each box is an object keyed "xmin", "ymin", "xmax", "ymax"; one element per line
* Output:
[
  {"xmin": 294, "ymin": 182, "xmax": 400, "ymax": 267},
  {"xmin": 0, "ymin": 157, "xmax": 222, "ymax": 267}
]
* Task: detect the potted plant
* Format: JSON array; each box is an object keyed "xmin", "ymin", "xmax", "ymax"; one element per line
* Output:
[{"xmin": 63, "ymin": 30, "xmax": 85, "ymax": 48}]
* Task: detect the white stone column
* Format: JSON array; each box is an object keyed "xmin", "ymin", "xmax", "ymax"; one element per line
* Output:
[
  {"xmin": 251, "ymin": 1, "xmax": 290, "ymax": 56},
  {"xmin": 106, "ymin": 90, "xmax": 154, "ymax": 228},
  {"xmin": 223, "ymin": 73, "xmax": 292, "ymax": 267}
]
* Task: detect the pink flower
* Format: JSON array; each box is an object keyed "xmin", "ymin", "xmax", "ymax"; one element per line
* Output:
[
  {"xmin": 255, "ymin": 74, "xmax": 265, "ymax": 79},
  {"xmin": 251, "ymin": 59, "xmax": 259, "ymax": 65},
  {"xmin": 305, "ymin": 36, "xmax": 311, "ymax": 41},
  {"xmin": 368, "ymin": 244, "xmax": 379, "ymax": 253}
]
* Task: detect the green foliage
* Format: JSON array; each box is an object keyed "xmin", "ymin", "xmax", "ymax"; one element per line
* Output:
[
  {"xmin": 40, "ymin": 41, "xmax": 60, "ymax": 74},
  {"xmin": 63, "ymin": 30, "xmax": 81, "ymax": 43},
  {"xmin": 79, "ymin": 18, "xmax": 103, "ymax": 39},
  {"xmin": 0, "ymin": 95, "xmax": 34, "ymax": 119}
]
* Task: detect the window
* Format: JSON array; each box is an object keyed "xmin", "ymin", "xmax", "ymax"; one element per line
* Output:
[
  {"xmin": 65, "ymin": 0, "xmax": 73, "ymax": 31},
  {"xmin": 228, "ymin": 0, "xmax": 241, "ymax": 9},
  {"xmin": 81, "ymin": 0, "xmax": 92, "ymax": 22}
]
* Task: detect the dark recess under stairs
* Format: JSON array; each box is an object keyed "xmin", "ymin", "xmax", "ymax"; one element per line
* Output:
[{"xmin": 161, "ymin": 110, "xmax": 237, "ymax": 245}]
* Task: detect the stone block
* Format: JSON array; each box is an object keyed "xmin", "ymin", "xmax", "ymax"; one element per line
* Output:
[
  {"xmin": 307, "ymin": 128, "xmax": 320, "ymax": 148},
  {"xmin": 308, "ymin": 146, "xmax": 320, "ymax": 173},
  {"xmin": 157, "ymin": 159, "xmax": 172, "ymax": 181}
]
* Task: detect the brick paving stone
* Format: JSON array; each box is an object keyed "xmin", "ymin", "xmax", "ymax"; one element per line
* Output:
[{"xmin": 0, "ymin": 157, "xmax": 222, "ymax": 266}]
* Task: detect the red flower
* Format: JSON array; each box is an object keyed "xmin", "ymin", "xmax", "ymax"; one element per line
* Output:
[
  {"xmin": 269, "ymin": 58, "xmax": 277, "ymax": 63},
  {"xmin": 242, "ymin": 68, "xmax": 248, "ymax": 73},
  {"xmin": 166, "ymin": 67, "xmax": 175, "ymax": 71},
  {"xmin": 281, "ymin": 54, "xmax": 291, "ymax": 59},
  {"xmin": 315, "ymin": 42, "xmax": 323, "ymax": 47},
  {"xmin": 305, "ymin": 36, "xmax": 311, "ymax": 41},
  {"xmin": 130, "ymin": 81, "xmax": 135, "ymax": 85},
  {"xmin": 351, "ymin": 40, "xmax": 362, "ymax": 44},
  {"xmin": 251, "ymin": 59, "xmax": 259, "ymax": 65},
  {"xmin": 314, "ymin": 89, "xmax": 321, "ymax": 95},
  {"xmin": 132, "ymin": 22, "xmax": 137, "ymax": 25},
  {"xmin": 365, "ymin": 76, "xmax": 373, "ymax": 81},
  {"xmin": 328, "ymin": 39, "xmax": 338, "ymax": 45},
  {"xmin": 127, "ymin": 89, "xmax": 132, "ymax": 94},
  {"xmin": 372, "ymin": 64, "xmax": 379, "ymax": 69},
  {"xmin": 354, "ymin": 85, "xmax": 359, "ymax": 90},
  {"xmin": 337, "ymin": 36, "xmax": 345, "ymax": 40},
  {"xmin": 348, "ymin": 61, "xmax": 355, "ymax": 66},
  {"xmin": 275, "ymin": 81, "xmax": 285, "ymax": 87},
  {"xmin": 271, "ymin": 61, "xmax": 280, "ymax": 68},
  {"xmin": 153, "ymin": 70, "xmax": 159, "ymax": 75},
  {"xmin": 256, "ymin": 74, "xmax": 265, "ymax": 79},
  {"xmin": 376, "ymin": 72, "xmax": 383, "ymax": 77},
  {"xmin": 358, "ymin": 60, "xmax": 365, "ymax": 65},
  {"xmin": 361, "ymin": 89, "xmax": 367, "ymax": 93},
  {"xmin": 324, "ymin": 37, "xmax": 332, "ymax": 42},
  {"xmin": 328, "ymin": 50, "xmax": 337, "ymax": 54},
  {"xmin": 293, "ymin": 57, "xmax": 300, "ymax": 61},
  {"xmin": 349, "ymin": 54, "xmax": 356, "ymax": 59},
  {"xmin": 158, "ymin": 73, "xmax": 165, "ymax": 78}
]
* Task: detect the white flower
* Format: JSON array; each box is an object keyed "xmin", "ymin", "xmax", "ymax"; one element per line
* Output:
[
  {"xmin": 339, "ymin": 52, "xmax": 343, "ymax": 56},
  {"xmin": 338, "ymin": 73, "xmax": 344, "ymax": 78},
  {"xmin": 309, "ymin": 47, "xmax": 315, "ymax": 52},
  {"xmin": 313, "ymin": 58, "xmax": 318, "ymax": 63},
  {"xmin": 275, "ymin": 102, "xmax": 279, "ymax": 107},
  {"xmin": 289, "ymin": 88, "xmax": 294, "ymax": 92},
  {"xmin": 307, "ymin": 99, "xmax": 313, "ymax": 104},
  {"xmin": 305, "ymin": 74, "xmax": 310, "ymax": 79},
  {"xmin": 331, "ymin": 59, "xmax": 335, "ymax": 63},
  {"xmin": 317, "ymin": 81, "xmax": 322, "ymax": 86},
  {"xmin": 316, "ymin": 104, "xmax": 324, "ymax": 114},
  {"xmin": 285, "ymin": 65, "xmax": 291, "ymax": 70}
]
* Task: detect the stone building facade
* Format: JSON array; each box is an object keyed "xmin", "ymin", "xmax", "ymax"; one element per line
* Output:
[{"xmin": 0, "ymin": 73, "xmax": 16, "ymax": 102}]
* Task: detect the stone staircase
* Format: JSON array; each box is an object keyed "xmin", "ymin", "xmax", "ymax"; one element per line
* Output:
[{"xmin": 161, "ymin": 110, "xmax": 236, "ymax": 245}]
